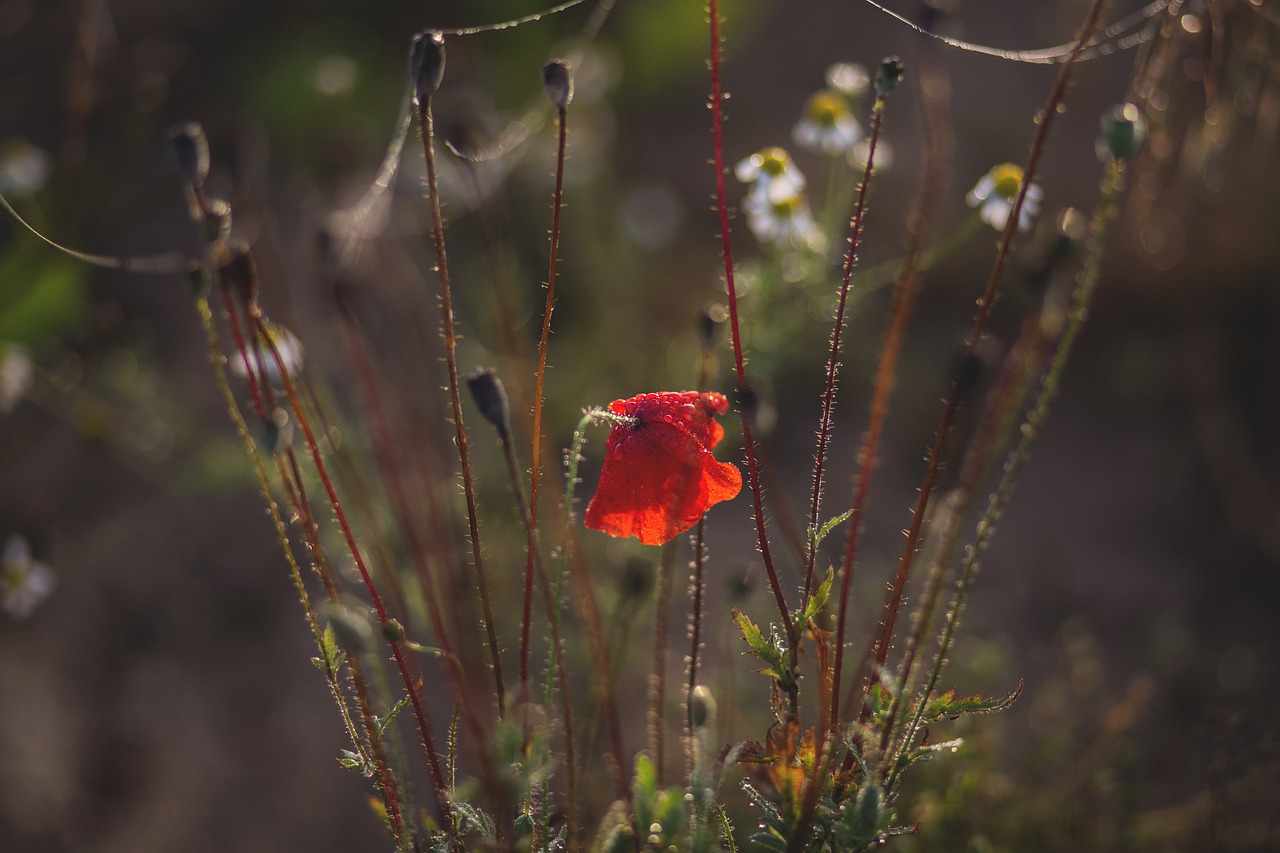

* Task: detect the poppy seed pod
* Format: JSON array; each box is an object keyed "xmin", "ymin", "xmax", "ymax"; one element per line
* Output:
[
  {"xmin": 410, "ymin": 31, "xmax": 446, "ymax": 104},
  {"xmin": 1097, "ymin": 103, "xmax": 1147, "ymax": 162},
  {"xmin": 467, "ymin": 367, "xmax": 512, "ymax": 436},
  {"xmin": 167, "ymin": 122, "xmax": 210, "ymax": 187},
  {"xmin": 874, "ymin": 57, "xmax": 905, "ymax": 97},
  {"xmin": 542, "ymin": 60, "xmax": 573, "ymax": 110}
]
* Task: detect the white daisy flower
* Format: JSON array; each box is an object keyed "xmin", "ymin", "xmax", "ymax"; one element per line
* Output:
[
  {"xmin": 0, "ymin": 343, "xmax": 33, "ymax": 413},
  {"xmin": 0, "ymin": 138, "xmax": 50, "ymax": 197},
  {"xmin": 1, "ymin": 535, "xmax": 56, "ymax": 619},
  {"xmin": 734, "ymin": 147, "xmax": 806, "ymax": 204},
  {"xmin": 745, "ymin": 192, "xmax": 824, "ymax": 251},
  {"xmin": 793, "ymin": 91, "xmax": 863, "ymax": 156},
  {"xmin": 965, "ymin": 163, "xmax": 1043, "ymax": 232},
  {"xmin": 825, "ymin": 62, "xmax": 870, "ymax": 98}
]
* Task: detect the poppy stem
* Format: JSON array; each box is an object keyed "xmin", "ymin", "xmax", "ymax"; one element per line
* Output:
[
  {"xmin": 528, "ymin": 93, "xmax": 570, "ymax": 725},
  {"xmin": 195, "ymin": 295, "xmax": 411, "ymax": 845},
  {"xmin": 649, "ymin": 542, "xmax": 674, "ymax": 781},
  {"xmin": 414, "ymin": 89, "xmax": 506, "ymax": 723},
  {"xmin": 707, "ymin": 0, "xmax": 793, "ymax": 642},
  {"xmin": 893, "ymin": 157, "xmax": 1127, "ymax": 787},
  {"xmin": 803, "ymin": 94, "xmax": 888, "ymax": 606},
  {"xmin": 857, "ymin": 0, "xmax": 1109, "ymax": 744}
]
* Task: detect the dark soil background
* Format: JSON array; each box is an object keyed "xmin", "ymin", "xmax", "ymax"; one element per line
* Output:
[{"xmin": 2, "ymin": 1, "xmax": 1278, "ymax": 851}]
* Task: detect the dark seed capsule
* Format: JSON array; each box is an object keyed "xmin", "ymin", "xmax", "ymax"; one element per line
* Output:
[
  {"xmin": 410, "ymin": 31, "xmax": 446, "ymax": 104},
  {"xmin": 875, "ymin": 57, "xmax": 905, "ymax": 97},
  {"xmin": 542, "ymin": 59, "xmax": 574, "ymax": 110},
  {"xmin": 167, "ymin": 122, "xmax": 210, "ymax": 187},
  {"xmin": 467, "ymin": 367, "xmax": 511, "ymax": 436},
  {"xmin": 1097, "ymin": 103, "xmax": 1147, "ymax": 162}
]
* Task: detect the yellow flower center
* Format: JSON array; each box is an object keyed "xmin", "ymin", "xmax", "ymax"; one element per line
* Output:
[
  {"xmin": 991, "ymin": 163, "xmax": 1024, "ymax": 199},
  {"xmin": 805, "ymin": 91, "xmax": 847, "ymax": 127},
  {"xmin": 770, "ymin": 196, "xmax": 801, "ymax": 217},
  {"xmin": 760, "ymin": 147, "xmax": 789, "ymax": 177}
]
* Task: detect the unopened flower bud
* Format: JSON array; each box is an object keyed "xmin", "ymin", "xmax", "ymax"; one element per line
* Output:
[
  {"xmin": 410, "ymin": 31, "xmax": 446, "ymax": 104},
  {"xmin": 874, "ymin": 57, "xmax": 904, "ymax": 97},
  {"xmin": 689, "ymin": 685, "xmax": 716, "ymax": 729},
  {"xmin": 203, "ymin": 197, "xmax": 232, "ymax": 245},
  {"xmin": 467, "ymin": 367, "xmax": 511, "ymax": 436},
  {"xmin": 542, "ymin": 59, "xmax": 574, "ymax": 110},
  {"xmin": 1097, "ymin": 102, "xmax": 1147, "ymax": 162},
  {"xmin": 167, "ymin": 122, "xmax": 210, "ymax": 187},
  {"xmin": 383, "ymin": 618, "xmax": 406, "ymax": 642}
]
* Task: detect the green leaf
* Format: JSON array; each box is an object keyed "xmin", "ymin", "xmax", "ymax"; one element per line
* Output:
[
  {"xmin": 337, "ymin": 748, "xmax": 372, "ymax": 776},
  {"xmin": 812, "ymin": 508, "xmax": 855, "ymax": 549},
  {"xmin": 375, "ymin": 695, "xmax": 411, "ymax": 738},
  {"xmin": 311, "ymin": 623, "xmax": 346, "ymax": 680},
  {"xmin": 920, "ymin": 680, "xmax": 1023, "ymax": 723},
  {"xmin": 731, "ymin": 608, "xmax": 788, "ymax": 681},
  {"xmin": 451, "ymin": 801, "xmax": 496, "ymax": 839},
  {"xmin": 799, "ymin": 567, "xmax": 835, "ymax": 625}
]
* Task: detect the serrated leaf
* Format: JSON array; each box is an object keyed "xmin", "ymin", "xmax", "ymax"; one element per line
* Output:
[
  {"xmin": 451, "ymin": 800, "xmax": 497, "ymax": 839},
  {"xmin": 798, "ymin": 567, "xmax": 835, "ymax": 625},
  {"xmin": 748, "ymin": 830, "xmax": 788, "ymax": 851},
  {"xmin": 740, "ymin": 779, "xmax": 784, "ymax": 833},
  {"xmin": 313, "ymin": 623, "xmax": 345, "ymax": 679},
  {"xmin": 731, "ymin": 609, "xmax": 788, "ymax": 680},
  {"xmin": 920, "ymin": 680, "xmax": 1023, "ymax": 722},
  {"xmin": 375, "ymin": 695, "xmax": 411, "ymax": 738},
  {"xmin": 812, "ymin": 509, "xmax": 854, "ymax": 549},
  {"xmin": 338, "ymin": 749, "xmax": 373, "ymax": 776}
]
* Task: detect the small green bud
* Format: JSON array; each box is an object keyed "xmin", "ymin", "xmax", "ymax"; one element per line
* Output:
[
  {"xmin": 466, "ymin": 367, "xmax": 511, "ymax": 436},
  {"xmin": 874, "ymin": 57, "xmax": 905, "ymax": 97},
  {"xmin": 167, "ymin": 121, "xmax": 209, "ymax": 187},
  {"xmin": 255, "ymin": 408, "xmax": 292, "ymax": 456},
  {"xmin": 410, "ymin": 31, "xmax": 446, "ymax": 104},
  {"xmin": 542, "ymin": 59, "xmax": 574, "ymax": 110},
  {"xmin": 383, "ymin": 618, "xmax": 406, "ymax": 642},
  {"xmin": 689, "ymin": 685, "xmax": 716, "ymax": 729},
  {"xmin": 1097, "ymin": 102, "xmax": 1147, "ymax": 162}
]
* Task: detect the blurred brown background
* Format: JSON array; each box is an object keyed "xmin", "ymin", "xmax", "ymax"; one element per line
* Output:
[{"xmin": 1, "ymin": 0, "xmax": 1278, "ymax": 850}]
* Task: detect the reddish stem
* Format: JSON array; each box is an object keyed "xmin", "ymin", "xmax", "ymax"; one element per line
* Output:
[
  {"xmin": 804, "ymin": 101, "xmax": 886, "ymax": 605},
  {"xmin": 251, "ymin": 311, "xmax": 450, "ymax": 818},
  {"xmin": 708, "ymin": 0, "xmax": 792, "ymax": 641},
  {"xmin": 415, "ymin": 95, "xmax": 505, "ymax": 719}
]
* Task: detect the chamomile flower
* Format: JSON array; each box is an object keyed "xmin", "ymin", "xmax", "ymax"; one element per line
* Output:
[
  {"xmin": 826, "ymin": 62, "xmax": 870, "ymax": 98},
  {"xmin": 0, "ymin": 343, "xmax": 33, "ymax": 413},
  {"xmin": 965, "ymin": 163, "xmax": 1043, "ymax": 232},
  {"xmin": 1, "ymin": 534, "xmax": 55, "ymax": 619},
  {"xmin": 745, "ymin": 192, "xmax": 824, "ymax": 251},
  {"xmin": 0, "ymin": 138, "xmax": 50, "ymax": 197},
  {"xmin": 734, "ymin": 147, "xmax": 806, "ymax": 204},
  {"xmin": 793, "ymin": 90, "xmax": 863, "ymax": 156}
]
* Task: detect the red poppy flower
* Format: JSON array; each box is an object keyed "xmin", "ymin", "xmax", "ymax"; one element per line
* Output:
[{"xmin": 585, "ymin": 391, "xmax": 742, "ymax": 546}]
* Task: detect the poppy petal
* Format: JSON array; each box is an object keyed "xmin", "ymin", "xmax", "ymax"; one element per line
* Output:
[{"xmin": 585, "ymin": 391, "xmax": 741, "ymax": 546}]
